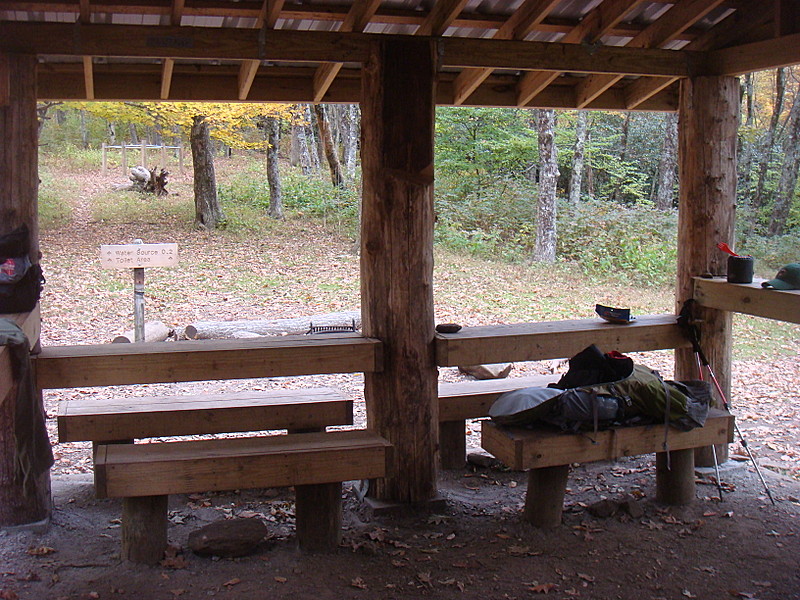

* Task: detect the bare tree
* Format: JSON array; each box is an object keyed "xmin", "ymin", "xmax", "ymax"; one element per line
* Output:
[
  {"xmin": 190, "ymin": 115, "xmax": 225, "ymax": 229},
  {"xmin": 265, "ymin": 116, "xmax": 283, "ymax": 219},
  {"xmin": 534, "ymin": 109, "xmax": 559, "ymax": 263},
  {"xmin": 753, "ymin": 68, "xmax": 787, "ymax": 212},
  {"xmin": 610, "ymin": 113, "xmax": 631, "ymax": 203},
  {"xmin": 654, "ymin": 113, "xmax": 679, "ymax": 211},
  {"xmin": 568, "ymin": 110, "xmax": 587, "ymax": 205},
  {"xmin": 314, "ymin": 104, "xmax": 345, "ymax": 187},
  {"xmin": 769, "ymin": 80, "xmax": 800, "ymax": 236}
]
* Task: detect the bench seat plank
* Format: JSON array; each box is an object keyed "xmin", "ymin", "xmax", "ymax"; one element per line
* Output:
[
  {"xmin": 58, "ymin": 387, "xmax": 353, "ymax": 442},
  {"xmin": 438, "ymin": 374, "xmax": 558, "ymax": 422},
  {"xmin": 94, "ymin": 429, "xmax": 393, "ymax": 498},
  {"xmin": 481, "ymin": 408, "xmax": 734, "ymax": 471}
]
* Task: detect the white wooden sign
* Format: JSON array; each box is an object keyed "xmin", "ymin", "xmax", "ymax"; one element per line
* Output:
[{"xmin": 100, "ymin": 243, "xmax": 179, "ymax": 268}]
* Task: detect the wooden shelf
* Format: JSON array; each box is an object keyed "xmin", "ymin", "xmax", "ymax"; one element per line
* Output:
[
  {"xmin": 435, "ymin": 313, "xmax": 689, "ymax": 367},
  {"xmin": 693, "ymin": 277, "xmax": 800, "ymax": 324},
  {"xmin": 35, "ymin": 333, "xmax": 383, "ymax": 389}
]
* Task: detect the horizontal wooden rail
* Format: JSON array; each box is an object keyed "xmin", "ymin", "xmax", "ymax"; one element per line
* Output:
[
  {"xmin": 35, "ymin": 333, "xmax": 383, "ymax": 389},
  {"xmin": 693, "ymin": 277, "xmax": 800, "ymax": 324},
  {"xmin": 435, "ymin": 313, "xmax": 688, "ymax": 367}
]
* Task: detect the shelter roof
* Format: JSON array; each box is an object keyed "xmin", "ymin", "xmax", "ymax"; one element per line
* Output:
[{"xmin": 1, "ymin": 1, "xmax": 798, "ymax": 108}]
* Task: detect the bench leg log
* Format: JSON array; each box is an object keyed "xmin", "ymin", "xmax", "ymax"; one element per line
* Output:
[
  {"xmin": 523, "ymin": 465, "xmax": 570, "ymax": 528},
  {"xmin": 439, "ymin": 420, "xmax": 467, "ymax": 470},
  {"xmin": 295, "ymin": 483, "xmax": 342, "ymax": 552},
  {"xmin": 655, "ymin": 448, "xmax": 695, "ymax": 505},
  {"xmin": 122, "ymin": 495, "xmax": 168, "ymax": 565}
]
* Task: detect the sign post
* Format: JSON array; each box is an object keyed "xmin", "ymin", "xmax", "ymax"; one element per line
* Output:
[{"xmin": 100, "ymin": 241, "xmax": 179, "ymax": 342}]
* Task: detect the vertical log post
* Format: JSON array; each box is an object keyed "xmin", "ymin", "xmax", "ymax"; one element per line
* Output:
[
  {"xmin": 656, "ymin": 449, "xmax": 696, "ymax": 505},
  {"xmin": 523, "ymin": 465, "xmax": 570, "ymax": 528},
  {"xmin": 295, "ymin": 483, "xmax": 342, "ymax": 552},
  {"xmin": 675, "ymin": 76, "xmax": 739, "ymax": 467},
  {"xmin": 121, "ymin": 495, "xmax": 168, "ymax": 564},
  {"xmin": 439, "ymin": 421, "xmax": 467, "ymax": 470},
  {"xmin": 0, "ymin": 53, "xmax": 50, "ymax": 528},
  {"xmin": 360, "ymin": 38, "xmax": 438, "ymax": 504}
]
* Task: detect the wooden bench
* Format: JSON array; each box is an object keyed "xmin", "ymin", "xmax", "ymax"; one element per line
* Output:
[
  {"xmin": 57, "ymin": 387, "xmax": 353, "ymax": 443},
  {"xmin": 481, "ymin": 408, "xmax": 734, "ymax": 528},
  {"xmin": 95, "ymin": 429, "xmax": 392, "ymax": 564},
  {"xmin": 437, "ymin": 374, "xmax": 558, "ymax": 469}
]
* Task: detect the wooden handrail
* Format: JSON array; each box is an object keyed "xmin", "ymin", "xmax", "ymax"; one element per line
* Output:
[
  {"xmin": 435, "ymin": 313, "xmax": 688, "ymax": 367},
  {"xmin": 35, "ymin": 333, "xmax": 383, "ymax": 389}
]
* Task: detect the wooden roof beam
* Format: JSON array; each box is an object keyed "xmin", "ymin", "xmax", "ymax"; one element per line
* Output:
[
  {"xmin": 160, "ymin": 58, "xmax": 173, "ymax": 99},
  {"xmin": 706, "ymin": 31, "xmax": 800, "ymax": 75},
  {"xmin": 574, "ymin": 0, "xmax": 726, "ymax": 109},
  {"xmin": 170, "ymin": 0, "xmax": 185, "ymax": 25},
  {"xmin": 452, "ymin": 0, "xmax": 561, "ymax": 106},
  {"xmin": 516, "ymin": 0, "xmax": 647, "ymax": 107},
  {"xmin": 78, "ymin": 0, "xmax": 91, "ymax": 22},
  {"xmin": 82, "ymin": 55, "xmax": 94, "ymax": 99},
  {"xmin": 237, "ymin": 0, "xmax": 284, "ymax": 101},
  {"xmin": 312, "ymin": 0, "xmax": 381, "ymax": 102},
  {"xmin": 624, "ymin": 2, "xmax": 772, "ymax": 109},
  {"xmin": 416, "ymin": 0, "xmax": 469, "ymax": 37}
]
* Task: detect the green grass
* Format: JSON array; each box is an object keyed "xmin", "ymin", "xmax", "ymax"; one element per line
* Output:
[
  {"xmin": 38, "ymin": 170, "xmax": 76, "ymax": 229},
  {"xmin": 90, "ymin": 190, "xmax": 193, "ymax": 224}
]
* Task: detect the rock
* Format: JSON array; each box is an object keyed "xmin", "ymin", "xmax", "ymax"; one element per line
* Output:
[
  {"xmin": 467, "ymin": 452, "xmax": 502, "ymax": 469},
  {"xmin": 188, "ymin": 518, "xmax": 268, "ymax": 558},
  {"xmin": 586, "ymin": 499, "xmax": 619, "ymax": 518},
  {"xmin": 618, "ymin": 496, "xmax": 645, "ymax": 519},
  {"xmin": 458, "ymin": 363, "xmax": 513, "ymax": 380}
]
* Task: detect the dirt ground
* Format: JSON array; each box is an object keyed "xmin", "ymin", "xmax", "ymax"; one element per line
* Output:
[{"xmin": 2, "ymin": 168, "xmax": 799, "ymax": 599}]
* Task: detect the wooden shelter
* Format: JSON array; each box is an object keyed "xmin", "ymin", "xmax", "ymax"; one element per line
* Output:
[{"xmin": 1, "ymin": 0, "xmax": 800, "ymax": 526}]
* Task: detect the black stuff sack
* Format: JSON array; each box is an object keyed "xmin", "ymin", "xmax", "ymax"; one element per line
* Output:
[{"xmin": 0, "ymin": 225, "xmax": 44, "ymax": 314}]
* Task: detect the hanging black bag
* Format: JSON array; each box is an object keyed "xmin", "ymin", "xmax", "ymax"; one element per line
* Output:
[{"xmin": 0, "ymin": 224, "xmax": 44, "ymax": 314}]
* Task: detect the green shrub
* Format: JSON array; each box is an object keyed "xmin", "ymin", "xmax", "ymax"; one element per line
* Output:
[{"xmin": 38, "ymin": 172, "xmax": 73, "ymax": 229}]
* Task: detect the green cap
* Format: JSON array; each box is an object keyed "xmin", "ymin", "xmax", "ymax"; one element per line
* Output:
[{"xmin": 762, "ymin": 263, "xmax": 800, "ymax": 290}]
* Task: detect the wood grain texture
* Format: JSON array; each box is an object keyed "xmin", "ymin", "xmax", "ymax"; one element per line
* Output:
[
  {"xmin": 435, "ymin": 313, "xmax": 689, "ymax": 367},
  {"xmin": 693, "ymin": 277, "xmax": 800, "ymax": 324},
  {"xmin": 438, "ymin": 374, "xmax": 558, "ymax": 421},
  {"xmin": 481, "ymin": 409, "xmax": 733, "ymax": 471},
  {"xmin": 360, "ymin": 38, "xmax": 438, "ymax": 503},
  {"xmin": 36, "ymin": 333, "xmax": 382, "ymax": 389},
  {"xmin": 58, "ymin": 387, "xmax": 352, "ymax": 442},
  {"xmin": 94, "ymin": 430, "xmax": 392, "ymax": 498}
]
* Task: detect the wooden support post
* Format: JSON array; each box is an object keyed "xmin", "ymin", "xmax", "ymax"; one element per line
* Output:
[
  {"xmin": 140, "ymin": 140, "xmax": 147, "ymax": 168},
  {"xmin": 121, "ymin": 495, "xmax": 168, "ymax": 564},
  {"xmin": 295, "ymin": 483, "xmax": 341, "ymax": 552},
  {"xmin": 523, "ymin": 465, "xmax": 570, "ymax": 528},
  {"xmin": 0, "ymin": 53, "xmax": 50, "ymax": 528},
  {"xmin": 676, "ymin": 76, "xmax": 738, "ymax": 467},
  {"xmin": 655, "ymin": 449, "xmax": 695, "ymax": 505},
  {"xmin": 101, "ymin": 142, "xmax": 107, "ymax": 175},
  {"xmin": 439, "ymin": 421, "xmax": 467, "ymax": 470},
  {"xmin": 121, "ymin": 142, "xmax": 128, "ymax": 175},
  {"xmin": 160, "ymin": 144, "xmax": 167, "ymax": 168},
  {"xmin": 360, "ymin": 38, "xmax": 438, "ymax": 503}
]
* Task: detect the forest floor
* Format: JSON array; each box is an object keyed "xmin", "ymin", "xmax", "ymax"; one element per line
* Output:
[{"xmin": 2, "ymin": 162, "xmax": 799, "ymax": 600}]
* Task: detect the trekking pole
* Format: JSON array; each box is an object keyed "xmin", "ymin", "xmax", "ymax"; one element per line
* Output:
[
  {"xmin": 692, "ymin": 344, "xmax": 724, "ymax": 500},
  {"xmin": 677, "ymin": 301, "xmax": 776, "ymax": 505}
]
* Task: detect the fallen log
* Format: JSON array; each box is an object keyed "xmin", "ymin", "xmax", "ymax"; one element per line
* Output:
[
  {"xmin": 112, "ymin": 321, "xmax": 172, "ymax": 344},
  {"xmin": 183, "ymin": 311, "xmax": 361, "ymax": 340}
]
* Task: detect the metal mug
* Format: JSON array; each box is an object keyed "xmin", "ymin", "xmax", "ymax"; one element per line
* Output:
[{"xmin": 727, "ymin": 255, "xmax": 754, "ymax": 284}]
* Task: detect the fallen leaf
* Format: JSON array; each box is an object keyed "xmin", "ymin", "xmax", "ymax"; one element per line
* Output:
[
  {"xmin": 274, "ymin": 577, "xmax": 287, "ymax": 584},
  {"xmin": 26, "ymin": 546, "xmax": 56, "ymax": 557},
  {"xmin": 528, "ymin": 583, "xmax": 557, "ymax": 593},
  {"xmin": 169, "ymin": 590, "xmax": 185, "ymax": 597},
  {"xmin": 350, "ymin": 577, "xmax": 367, "ymax": 590},
  {"xmin": 223, "ymin": 578, "xmax": 241, "ymax": 588}
]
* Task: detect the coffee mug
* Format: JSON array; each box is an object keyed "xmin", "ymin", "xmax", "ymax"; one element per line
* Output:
[{"xmin": 727, "ymin": 255, "xmax": 754, "ymax": 284}]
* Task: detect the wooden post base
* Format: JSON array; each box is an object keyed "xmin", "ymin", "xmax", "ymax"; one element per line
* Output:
[
  {"xmin": 439, "ymin": 420, "xmax": 467, "ymax": 470},
  {"xmin": 656, "ymin": 448, "xmax": 695, "ymax": 505},
  {"xmin": 523, "ymin": 465, "xmax": 570, "ymax": 528},
  {"xmin": 295, "ymin": 482, "xmax": 342, "ymax": 552},
  {"xmin": 122, "ymin": 495, "xmax": 168, "ymax": 565}
]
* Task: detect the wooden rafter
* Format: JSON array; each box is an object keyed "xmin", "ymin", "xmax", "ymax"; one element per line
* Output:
[
  {"xmin": 78, "ymin": 0, "xmax": 90, "ymax": 22},
  {"xmin": 707, "ymin": 31, "xmax": 800, "ymax": 75},
  {"xmin": 237, "ymin": 0, "xmax": 285, "ymax": 101},
  {"xmin": 623, "ymin": 2, "xmax": 771, "ymax": 109},
  {"xmin": 160, "ymin": 58, "xmax": 174, "ymax": 99},
  {"xmin": 82, "ymin": 55, "xmax": 94, "ymax": 99},
  {"xmin": 574, "ymin": 0, "xmax": 726, "ymax": 109},
  {"xmin": 516, "ymin": 0, "xmax": 647, "ymax": 107},
  {"xmin": 170, "ymin": 0, "xmax": 185, "ymax": 26},
  {"xmin": 415, "ymin": 0, "xmax": 469, "ymax": 37},
  {"xmin": 312, "ymin": 0, "xmax": 381, "ymax": 103},
  {"xmin": 452, "ymin": 0, "xmax": 561, "ymax": 106}
]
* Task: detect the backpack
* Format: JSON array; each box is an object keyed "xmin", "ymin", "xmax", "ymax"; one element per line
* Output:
[
  {"xmin": 0, "ymin": 225, "xmax": 44, "ymax": 314},
  {"xmin": 489, "ymin": 345, "xmax": 711, "ymax": 432}
]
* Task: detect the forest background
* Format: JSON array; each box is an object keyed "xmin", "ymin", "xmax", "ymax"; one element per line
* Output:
[{"xmin": 37, "ymin": 67, "xmax": 800, "ymax": 292}]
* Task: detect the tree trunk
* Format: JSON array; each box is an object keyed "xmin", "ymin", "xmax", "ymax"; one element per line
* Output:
[
  {"xmin": 753, "ymin": 68, "xmax": 787, "ymax": 214},
  {"xmin": 314, "ymin": 104, "xmax": 345, "ymax": 188},
  {"xmin": 768, "ymin": 83, "xmax": 800, "ymax": 236},
  {"xmin": 0, "ymin": 53, "xmax": 51, "ymax": 527},
  {"xmin": 361, "ymin": 38, "xmax": 438, "ymax": 504},
  {"xmin": 534, "ymin": 109, "xmax": 558, "ymax": 263},
  {"xmin": 190, "ymin": 115, "xmax": 225, "ymax": 229},
  {"xmin": 568, "ymin": 110, "xmax": 587, "ymax": 205},
  {"xmin": 343, "ymin": 104, "xmax": 359, "ymax": 183},
  {"xmin": 676, "ymin": 76, "xmax": 738, "ymax": 467},
  {"xmin": 737, "ymin": 73, "xmax": 756, "ymax": 194},
  {"xmin": 611, "ymin": 113, "xmax": 631, "ymax": 203},
  {"xmin": 654, "ymin": 113, "xmax": 679, "ymax": 211},
  {"xmin": 585, "ymin": 129, "xmax": 595, "ymax": 200},
  {"xmin": 290, "ymin": 123, "xmax": 301, "ymax": 167},
  {"xmin": 265, "ymin": 116, "xmax": 284, "ymax": 219}
]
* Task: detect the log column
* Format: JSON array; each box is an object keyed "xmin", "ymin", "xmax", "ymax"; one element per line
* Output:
[
  {"xmin": 675, "ymin": 76, "xmax": 739, "ymax": 467},
  {"xmin": 360, "ymin": 38, "xmax": 438, "ymax": 503},
  {"xmin": 0, "ymin": 53, "xmax": 50, "ymax": 527}
]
